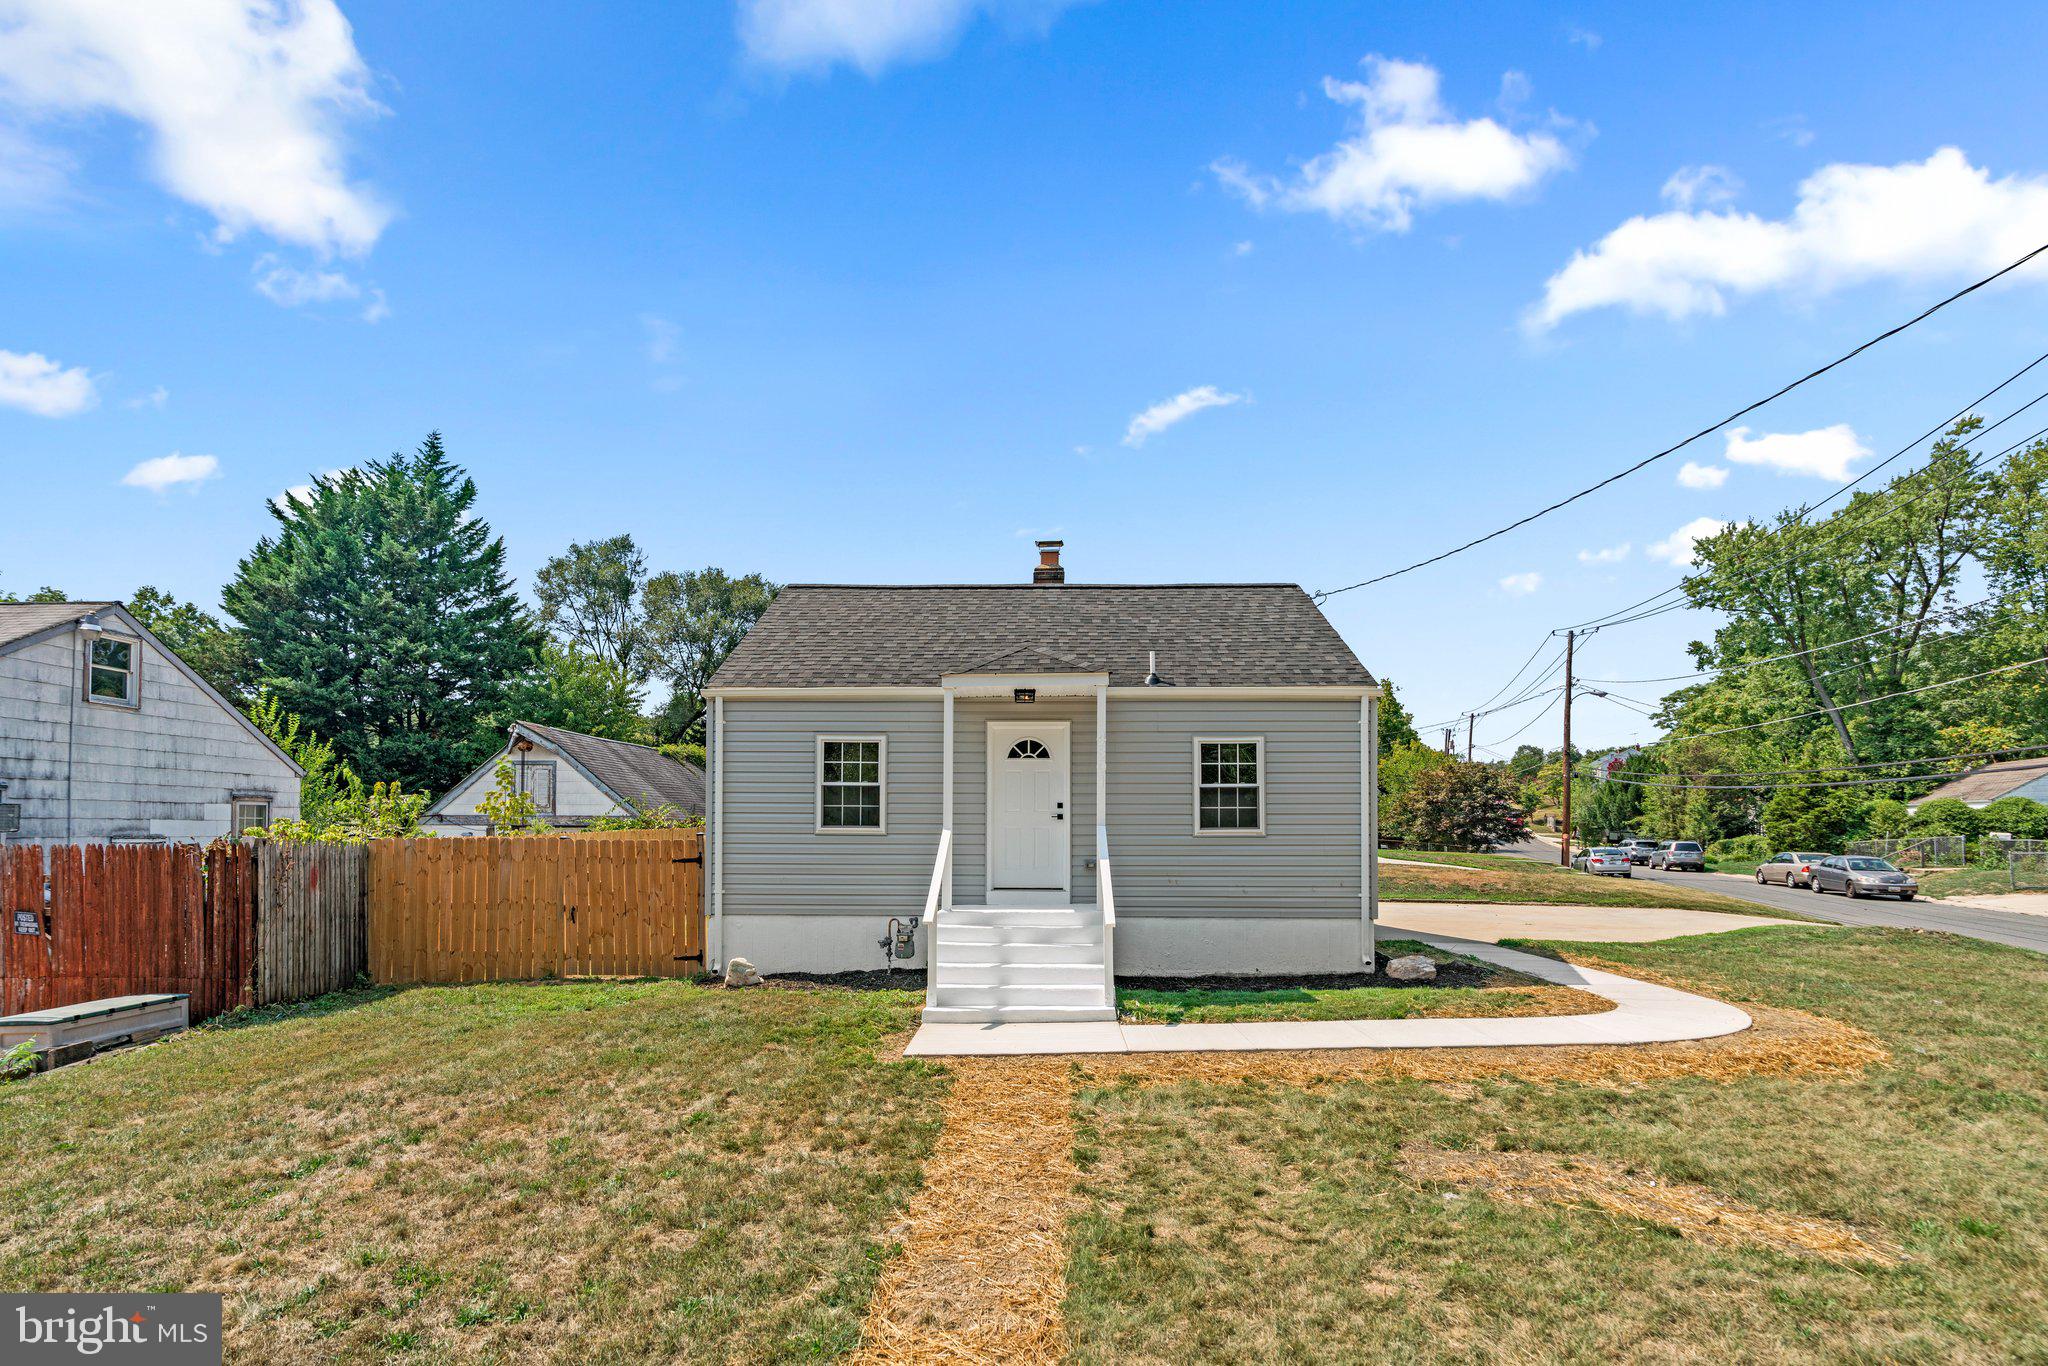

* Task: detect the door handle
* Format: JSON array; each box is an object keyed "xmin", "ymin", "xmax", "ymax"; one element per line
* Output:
[{"xmin": 1053, "ymin": 811, "xmax": 1064, "ymax": 820}]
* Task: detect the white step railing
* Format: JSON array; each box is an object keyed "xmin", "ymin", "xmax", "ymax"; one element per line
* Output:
[
  {"xmin": 922, "ymin": 828, "xmax": 953, "ymax": 1015},
  {"xmin": 1096, "ymin": 822, "xmax": 1115, "ymax": 1013}
]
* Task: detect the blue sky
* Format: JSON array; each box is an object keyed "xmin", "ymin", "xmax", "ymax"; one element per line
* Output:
[{"xmin": 6, "ymin": 0, "xmax": 2048, "ymax": 752}]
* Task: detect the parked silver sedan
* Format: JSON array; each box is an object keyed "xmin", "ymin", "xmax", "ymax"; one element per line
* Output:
[
  {"xmin": 1756, "ymin": 851, "xmax": 1833, "ymax": 888},
  {"xmin": 1808, "ymin": 855, "xmax": 1919, "ymax": 900}
]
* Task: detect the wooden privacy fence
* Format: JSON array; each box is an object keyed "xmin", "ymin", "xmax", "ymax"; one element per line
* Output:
[
  {"xmin": 367, "ymin": 833, "xmax": 704, "ymax": 984},
  {"xmin": 0, "ymin": 841, "xmax": 255, "ymax": 1022},
  {"xmin": 0, "ymin": 840, "xmax": 369, "ymax": 1023},
  {"xmin": 255, "ymin": 842, "xmax": 368, "ymax": 1007}
]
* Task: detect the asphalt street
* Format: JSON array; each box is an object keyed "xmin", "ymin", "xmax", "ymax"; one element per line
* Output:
[{"xmin": 1497, "ymin": 840, "xmax": 2048, "ymax": 955}]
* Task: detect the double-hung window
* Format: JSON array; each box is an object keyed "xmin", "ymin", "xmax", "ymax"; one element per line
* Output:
[
  {"xmin": 517, "ymin": 761, "xmax": 558, "ymax": 814},
  {"xmin": 1194, "ymin": 737, "xmax": 1265, "ymax": 833},
  {"xmin": 85, "ymin": 635, "xmax": 139, "ymax": 706},
  {"xmin": 817, "ymin": 736, "xmax": 886, "ymax": 832},
  {"xmin": 232, "ymin": 799, "xmax": 272, "ymax": 834}
]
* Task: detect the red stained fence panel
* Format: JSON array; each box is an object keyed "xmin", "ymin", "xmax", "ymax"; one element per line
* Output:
[{"xmin": 0, "ymin": 840, "xmax": 261, "ymax": 1024}]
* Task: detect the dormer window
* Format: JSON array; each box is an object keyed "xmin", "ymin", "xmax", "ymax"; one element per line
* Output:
[{"xmin": 85, "ymin": 636, "xmax": 138, "ymax": 707}]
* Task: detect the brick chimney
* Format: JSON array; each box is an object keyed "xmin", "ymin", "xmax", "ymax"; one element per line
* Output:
[{"xmin": 1032, "ymin": 540, "xmax": 1065, "ymax": 584}]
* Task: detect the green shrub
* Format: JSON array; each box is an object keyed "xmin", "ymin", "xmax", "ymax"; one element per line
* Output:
[
  {"xmin": 1908, "ymin": 798, "xmax": 1987, "ymax": 839},
  {"xmin": 1977, "ymin": 796, "xmax": 2048, "ymax": 840},
  {"xmin": 1706, "ymin": 834, "xmax": 1773, "ymax": 860},
  {"xmin": 1862, "ymin": 797, "xmax": 1911, "ymax": 838}
]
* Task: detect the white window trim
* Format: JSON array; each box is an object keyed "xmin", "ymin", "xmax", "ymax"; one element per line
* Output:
[
  {"xmin": 231, "ymin": 798, "xmax": 272, "ymax": 833},
  {"xmin": 82, "ymin": 633, "xmax": 141, "ymax": 709},
  {"xmin": 515, "ymin": 758, "xmax": 559, "ymax": 814},
  {"xmin": 1192, "ymin": 735, "xmax": 1266, "ymax": 836},
  {"xmin": 815, "ymin": 734, "xmax": 888, "ymax": 835}
]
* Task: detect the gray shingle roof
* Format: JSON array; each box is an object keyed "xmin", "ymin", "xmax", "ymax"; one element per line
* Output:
[
  {"xmin": 1915, "ymin": 757, "xmax": 2048, "ymax": 806},
  {"xmin": 0, "ymin": 601, "xmax": 117, "ymax": 652},
  {"xmin": 517, "ymin": 722, "xmax": 706, "ymax": 817},
  {"xmin": 706, "ymin": 584, "xmax": 1374, "ymax": 689}
]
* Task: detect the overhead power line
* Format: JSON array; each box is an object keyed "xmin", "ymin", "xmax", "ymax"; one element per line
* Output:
[
  {"xmin": 1315, "ymin": 240, "xmax": 2048, "ymax": 600},
  {"xmin": 1649, "ymin": 655, "xmax": 2047, "ymax": 744},
  {"xmin": 1600, "ymin": 764, "xmax": 2048, "ymax": 793},
  {"xmin": 1617, "ymin": 738, "xmax": 2048, "ymax": 782},
  {"xmin": 1577, "ymin": 595, "xmax": 1993, "ymax": 686}
]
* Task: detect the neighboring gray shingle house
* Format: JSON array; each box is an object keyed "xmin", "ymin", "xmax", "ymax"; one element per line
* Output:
[
  {"xmin": 702, "ymin": 542, "xmax": 1382, "ymax": 1022},
  {"xmin": 0, "ymin": 601, "xmax": 302, "ymax": 843},
  {"xmin": 1909, "ymin": 756, "xmax": 2048, "ymax": 811},
  {"xmin": 422, "ymin": 721, "xmax": 706, "ymax": 834}
]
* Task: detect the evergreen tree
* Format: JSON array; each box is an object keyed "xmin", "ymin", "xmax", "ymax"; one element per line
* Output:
[
  {"xmin": 1375, "ymin": 678, "xmax": 1422, "ymax": 754},
  {"xmin": 127, "ymin": 585, "xmax": 255, "ymax": 702},
  {"xmin": 223, "ymin": 434, "xmax": 540, "ymax": 792}
]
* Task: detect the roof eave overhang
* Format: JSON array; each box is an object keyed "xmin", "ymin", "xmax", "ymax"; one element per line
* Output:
[{"xmin": 704, "ymin": 682, "xmax": 1374, "ymax": 700}]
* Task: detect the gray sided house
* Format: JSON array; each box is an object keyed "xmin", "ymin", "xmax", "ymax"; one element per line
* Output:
[
  {"xmin": 702, "ymin": 543, "xmax": 1382, "ymax": 1023},
  {"xmin": 422, "ymin": 720, "xmax": 706, "ymax": 834},
  {"xmin": 0, "ymin": 602, "xmax": 302, "ymax": 843}
]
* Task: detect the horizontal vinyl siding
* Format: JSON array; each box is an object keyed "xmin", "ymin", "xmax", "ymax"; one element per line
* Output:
[
  {"xmin": 1107, "ymin": 698, "xmax": 1362, "ymax": 917},
  {"xmin": 721, "ymin": 698, "xmax": 941, "ymax": 916},
  {"xmin": 715, "ymin": 692, "xmax": 1362, "ymax": 920}
]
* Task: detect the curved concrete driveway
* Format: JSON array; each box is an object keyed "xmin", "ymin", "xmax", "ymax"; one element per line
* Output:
[{"xmin": 903, "ymin": 935, "xmax": 1752, "ymax": 1058}]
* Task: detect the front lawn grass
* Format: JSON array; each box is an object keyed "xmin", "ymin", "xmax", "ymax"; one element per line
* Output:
[
  {"xmin": 0, "ymin": 978, "xmax": 944, "ymax": 1362},
  {"xmin": 1065, "ymin": 925, "xmax": 2048, "ymax": 1361},
  {"xmin": 1914, "ymin": 864, "xmax": 2032, "ymax": 899},
  {"xmin": 1380, "ymin": 849, "xmax": 1805, "ymax": 917},
  {"xmin": 1115, "ymin": 941, "xmax": 1605, "ymax": 1023}
]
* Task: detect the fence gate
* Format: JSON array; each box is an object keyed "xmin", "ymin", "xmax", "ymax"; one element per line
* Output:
[
  {"xmin": 366, "ymin": 833, "xmax": 704, "ymax": 984},
  {"xmin": 255, "ymin": 842, "xmax": 369, "ymax": 1006}
]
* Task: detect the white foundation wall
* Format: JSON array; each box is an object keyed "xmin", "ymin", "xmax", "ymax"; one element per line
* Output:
[{"xmin": 720, "ymin": 911, "xmax": 1373, "ymax": 976}]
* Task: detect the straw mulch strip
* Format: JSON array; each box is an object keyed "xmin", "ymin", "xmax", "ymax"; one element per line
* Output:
[
  {"xmin": 1069, "ymin": 1002, "xmax": 1884, "ymax": 1091},
  {"xmin": 854, "ymin": 1059, "xmax": 1079, "ymax": 1365},
  {"xmin": 1400, "ymin": 1145, "xmax": 1905, "ymax": 1264}
]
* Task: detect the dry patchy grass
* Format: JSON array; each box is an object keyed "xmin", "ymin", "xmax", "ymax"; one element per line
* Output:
[
  {"xmin": 0, "ymin": 979, "xmax": 944, "ymax": 1363},
  {"xmin": 1381, "ymin": 851, "xmax": 1809, "ymax": 918},
  {"xmin": 1063, "ymin": 926, "xmax": 2048, "ymax": 1363}
]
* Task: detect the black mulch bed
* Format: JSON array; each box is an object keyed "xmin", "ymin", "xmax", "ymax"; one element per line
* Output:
[{"xmin": 735, "ymin": 951, "xmax": 1501, "ymax": 994}]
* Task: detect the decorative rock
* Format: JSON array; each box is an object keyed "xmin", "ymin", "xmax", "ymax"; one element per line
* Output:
[
  {"xmin": 724, "ymin": 957, "xmax": 763, "ymax": 988},
  {"xmin": 1385, "ymin": 954, "xmax": 1437, "ymax": 983}
]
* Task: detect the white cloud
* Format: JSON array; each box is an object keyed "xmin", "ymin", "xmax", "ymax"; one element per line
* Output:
[
  {"xmin": 124, "ymin": 384, "xmax": 170, "ymax": 410},
  {"xmin": 644, "ymin": 315, "xmax": 681, "ymax": 365},
  {"xmin": 1498, "ymin": 571, "xmax": 1542, "ymax": 595},
  {"xmin": 0, "ymin": 0, "xmax": 389, "ymax": 255},
  {"xmin": 0, "ymin": 347, "xmax": 95, "ymax": 416},
  {"xmin": 277, "ymin": 466, "xmax": 352, "ymax": 513},
  {"xmin": 737, "ymin": 0, "xmax": 1083, "ymax": 76},
  {"xmin": 1661, "ymin": 164, "xmax": 1740, "ymax": 210},
  {"xmin": 1676, "ymin": 460, "xmax": 1729, "ymax": 489},
  {"xmin": 1647, "ymin": 516, "xmax": 1730, "ymax": 566},
  {"xmin": 1577, "ymin": 542, "xmax": 1629, "ymax": 565},
  {"xmin": 0, "ymin": 121, "xmax": 69, "ymax": 205},
  {"xmin": 1530, "ymin": 148, "xmax": 2048, "ymax": 330},
  {"xmin": 1724, "ymin": 423, "xmax": 1868, "ymax": 480},
  {"xmin": 1121, "ymin": 385, "xmax": 1245, "ymax": 447},
  {"xmin": 1232, "ymin": 239, "xmax": 1254, "ymax": 256},
  {"xmin": 1214, "ymin": 56, "xmax": 1574, "ymax": 233},
  {"xmin": 122, "ymin": 451, "xmax": 218, "ymax": 492},
  {"xmin": 360, "ymin": 288, "xmax": 389, "ymax": 323},
  {"xmin": 1566, "ymin": 26, "xmax": 1601, "ymax": 50},
  {"xmin": 253, "ymin": 255, "xmax": 360, "ymax": 307}
]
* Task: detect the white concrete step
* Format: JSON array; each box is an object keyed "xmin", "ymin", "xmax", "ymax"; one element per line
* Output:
[
  {"xmin": 931, "ymin": 983, "xmax": 1106, "ymax": 1010},
  {"xmin": 938, "ymin": 924, "xmax": 1103, "ymax": 949},
  {"xmin": 922, "ymin": 1004, "xmax": 1119, "ymax": 1024},
  {"xmin": 937, "ymin": 938, "xmax": 1103, "ymax": 965},
  {"xmin": 935, "ymin": 960, "xmax": 1104, "ymax": 987},
  {"xmin": 943, "ymin": 906, "xmax": 1101, "ymax": 929}
]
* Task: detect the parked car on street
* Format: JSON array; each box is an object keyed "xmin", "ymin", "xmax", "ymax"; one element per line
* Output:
[
  {"xmin": 1622, "ymin": 838, "xmax": 1659, "ymax": 864},
  {"xmin": 1579, "ymin": 846, "xmax": 1634, "ymax": 878},
  {"xmin": 1756, "ymin": 851, "xmax": 1833, "ymax": 888},
  {"xmin": 1809, "ymin": 855, "xmax": 1918, "ymax": 900},
  {"xmin": 1649, "ymin": 840, "xmax": 1706, "ymax": 871}
]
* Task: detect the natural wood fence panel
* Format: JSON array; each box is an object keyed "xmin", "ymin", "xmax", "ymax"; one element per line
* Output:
[
  {"xmin": 254, "ymin": 843, "xmax": 367, "ymax": 1006},
  {"xmin": 366, "ymin": 833, "xmax": 703, "ymax": 984}
]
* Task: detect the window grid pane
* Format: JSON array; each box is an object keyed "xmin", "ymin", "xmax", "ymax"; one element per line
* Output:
[
  {"xmin": 822, "ymin": 740, "xmax": 883, "ymax": 828},
  {"xmin": 1197, "ymin": 741, "xmax": 1262, "ymax": 831}
]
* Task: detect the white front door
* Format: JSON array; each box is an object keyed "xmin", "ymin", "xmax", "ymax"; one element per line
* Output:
[{"xmin": 987, "ymin": 721, "xmax": 1071, "ymax": 902}]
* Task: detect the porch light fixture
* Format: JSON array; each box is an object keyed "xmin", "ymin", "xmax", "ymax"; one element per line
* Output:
[{"xmin": 1013, "ymin": 688, "xmax": 1037, "ymax": 704}]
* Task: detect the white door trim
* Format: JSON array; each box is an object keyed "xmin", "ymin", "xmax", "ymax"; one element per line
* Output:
[{"xmin": 984, "ymin": 719, "xmax": 1072, "ymax": 905}]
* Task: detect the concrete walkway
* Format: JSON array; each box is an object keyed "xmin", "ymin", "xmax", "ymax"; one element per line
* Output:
[
  {"xmin": 904, "ymin": 936, "xmax": 1752, "ymax": 1058},
  {"xmin": 1381, "ymin": 901, "xmax": 1809, "ymax": 944}
]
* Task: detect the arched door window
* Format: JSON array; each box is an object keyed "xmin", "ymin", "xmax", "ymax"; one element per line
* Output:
[{"xmin": 1006, "ymin": 738, "xmax": 1051, "ymax": 759}]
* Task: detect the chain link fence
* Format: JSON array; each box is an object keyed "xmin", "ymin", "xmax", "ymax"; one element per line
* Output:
[
  {"xmin": 2011, "ymin": 851, "xmax": 2048, "ymax": 891},
  {"xmin": 1847, "ymin": 835, "xmax": 1966, "ymax": 868}
]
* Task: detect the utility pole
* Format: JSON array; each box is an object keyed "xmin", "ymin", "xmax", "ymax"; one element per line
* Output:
[
  {"xmin": 1559, "ymin": 629, "xmax": 1575, "ymax": 867},
  {"xmin": 1441, "ymin": 727, "xmax": 1456, "ymax": 756},
  {"xmin": 1466, "ymin": 712, "xmax": 1475, "ymax": 762}
]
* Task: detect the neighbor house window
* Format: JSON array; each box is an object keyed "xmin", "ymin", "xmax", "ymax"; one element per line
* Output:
[
  {"xmin": 232, "ymin": 799, "xmax": 271, "ymax": 834},
  {"xmin": 517, "ymin": 761, "xmax": 557, "ymax": 814},
  {"xmin": 1194, "ymin": 737, "xmax": 1265, "ymax": 833},
  {"xmin": 817, "ymin": 736, "xmax": 885, "ymax": 832},
  {"xmin": 85, "ymin": 636, "xmax": 138, "ymax": 706}
]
